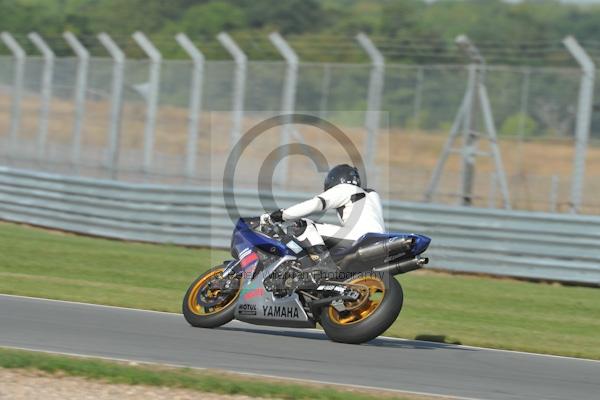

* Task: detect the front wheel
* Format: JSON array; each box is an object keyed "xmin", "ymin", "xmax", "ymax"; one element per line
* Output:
[
  {"xmin": 320, "ymin": 272, "xmax": 403, "ymax": 344},
  {"xmin": 182, "ymin": 265, "xmax": 240, "ymax": 328}
]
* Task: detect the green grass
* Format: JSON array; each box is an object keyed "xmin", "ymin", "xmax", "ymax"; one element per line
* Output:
[
  {"xmin": 0, "ymin": 221, "xmax": 228, "ymax": 311},
  {"xmin": 0, "ymin": 347, "xmax": 418, "ymax": 400},
  {"xmin": 1, "ymin": 221, "xmax": 599, "ymax": 359}
]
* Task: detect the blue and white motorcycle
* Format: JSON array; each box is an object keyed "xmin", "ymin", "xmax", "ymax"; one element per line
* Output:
[{"xmin": 183, "ymin": 217, "xmax": 430, "ymax": 344}]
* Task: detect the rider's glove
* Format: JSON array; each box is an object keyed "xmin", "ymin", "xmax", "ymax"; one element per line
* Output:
[
  {"xmin": 260, "ymin": 209, "xmax": 284, "ymax": 226},
  {"xmin": 260, "ymin": 213, "xmax": 272, "ymax": 226},
  {"xmin": 269, "ymin": 209, "xmax": 284, "ymax": 223}
]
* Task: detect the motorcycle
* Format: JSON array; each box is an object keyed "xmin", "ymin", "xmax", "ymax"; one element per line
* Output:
[{"xmin": 183, "ymin": 217, "xmax": 431, "ymax": 344}]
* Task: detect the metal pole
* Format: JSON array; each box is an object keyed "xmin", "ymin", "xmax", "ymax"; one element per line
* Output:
[
  {"xmin": 63, "ymin": 31, "xmax": 89, "ymax": 171},
  {"xmin": 175, "ymin": 33, "xmax": 205, "ymax": 180},
  {"xmin": 98, "ymin": 32, "xmax": 125, "ymax": 179},
  {"xmin": 563, "ymin": 36, "xmax": 595, "ymax": 214},
  {"xmin": 456, "ymin": 35, "xmax": 482, "ymax": 207},
  {"xmin": 132, "ymin": 31, "xmax": 162, "ymax": 176},
  {"xmin": 413, "ymin": 66, "xmax": 424, "ymax": 128},
  {"xmin": 516, "ymin": 67, "xmax": 531, "ymax": 177},
  {"xmin": 488, "ymin": 172, "xmax": 497, "ymax": 208},
  {"xmin": 479, "ymin": 82, "xmax": 511, "ymax": 209},
  {"xmin": 269, "ymin": 32, "xmax": 299, "ymax": 186},
  {"xmin": 0, "ymin": 32, "xmax": 25, "ymax": 157},
  {"xmin": 356, "ymin": 32, "xmax": 385, "ymax": 180},
  {"xmin": 319, "ymin": 63, "xmax": 331, "ymax": 119},
  {"xmin": 459, "ymin": 63, "xmax": 478, "ymax": 206},
  {"xmin": 550, "ymin": 175, "xmax": 559, "ymax": 213},
  {"xmin": 217, "ymin": 32, "xmax": 247, "ymax": 151},
  {"xmin": 517, "ymin": 67, "xmax": 531, "ymax": 139},
  {"xmin": 28, "ymin": 32, "xmax": 54, "ymax": 161},
  {"xmin": 425, "ymin": 36, "xmax": 509, "ymax": 208},
  {"xmin": 423, "ymin": 92, "xmax": 469, "ymax": 202}
]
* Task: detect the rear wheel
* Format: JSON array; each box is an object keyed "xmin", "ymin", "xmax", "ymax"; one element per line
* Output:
[
  {"xmin": 182, "ymin": 265, "xmax": 240, "ymax": 328},
  {"xmin": 320, "ymin": 272, "xmax": 403, "ymax": 344}
]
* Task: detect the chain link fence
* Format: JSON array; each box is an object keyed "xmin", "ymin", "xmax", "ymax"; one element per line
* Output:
[{"xmin": 1, "ymin": 53, "xmax": 599, "ymax": 213}]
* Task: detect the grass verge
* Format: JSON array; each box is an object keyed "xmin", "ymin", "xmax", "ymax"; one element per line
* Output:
[
  {"xmin": 1, "ymin": 221, "xmax": 599, "ymax": 359},
  {"xmin": 0, "ymin": 347, "xmax": 426, "ymax": 400}
]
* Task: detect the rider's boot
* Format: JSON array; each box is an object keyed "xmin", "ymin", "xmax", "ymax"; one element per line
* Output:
[{"xmin": 303, "ymin": 245, "xmax": 340, "ymax": 284}]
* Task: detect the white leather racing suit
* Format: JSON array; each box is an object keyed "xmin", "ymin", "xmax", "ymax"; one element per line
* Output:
[{"xmin": 278, "ymin": 183, "xmax": 385, "ymax": 247}]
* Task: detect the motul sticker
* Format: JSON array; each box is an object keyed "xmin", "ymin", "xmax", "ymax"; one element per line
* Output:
[{"xmin": 238, "ymin": 304, "xmax": 257, "ymax": 316}]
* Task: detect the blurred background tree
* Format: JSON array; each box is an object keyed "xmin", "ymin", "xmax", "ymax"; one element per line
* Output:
[{"xmin": 1, "ymin": 0, "xmax": 600, "ymax": 65}]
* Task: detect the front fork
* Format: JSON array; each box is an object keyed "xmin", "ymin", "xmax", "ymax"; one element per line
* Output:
[{"xmin": 221, "ymin": 259, "xmax": 240, "ymax": 278}]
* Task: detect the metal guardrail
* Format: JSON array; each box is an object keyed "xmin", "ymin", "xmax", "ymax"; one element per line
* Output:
[{"xmin": 1, "ymin": 166, "xmax": 599, "ymax": 284}]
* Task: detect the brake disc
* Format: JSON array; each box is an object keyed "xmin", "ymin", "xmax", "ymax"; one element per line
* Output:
[
  {"xmin": 197, "ymin": 290, "xmax": 232, "ymax": 308},
  {"xmin": 196, "ymin": 278, "xmax": 232, "ymax": 308}
]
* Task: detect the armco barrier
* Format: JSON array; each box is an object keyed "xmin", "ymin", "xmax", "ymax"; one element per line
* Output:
[{"xmin": 1, "ymin": 166, "xmax": 599, "ymax": 284}]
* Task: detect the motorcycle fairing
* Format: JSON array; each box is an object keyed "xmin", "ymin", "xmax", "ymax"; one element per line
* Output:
[
  {"xmin": 330, "ymin": 232, "xmax": 431, "ymax": 260},
  {"xmin": 234, "ymin": 255, "xmax": 315, "ymax": 328},
  {"xmin": 231, "ymin": 218, "xmax": 291, "ymax": 259}
]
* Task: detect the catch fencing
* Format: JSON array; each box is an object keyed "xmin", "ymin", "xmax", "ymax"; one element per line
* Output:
[
  {"xmin": 2, "ymin": 31, "xmax": 600, "ymax": 213},
  {"xmin": 1, "ymin": 166, "xmax": 598, "ymax": 285}
]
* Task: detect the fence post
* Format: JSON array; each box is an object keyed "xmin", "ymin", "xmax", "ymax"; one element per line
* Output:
[
  {"xmin": 425, "ymin": 35, "xmax": 509, "ymax": 209},
  {"xmin": 488, "ymin": 172, "xmax": 497, "ymax": 208},
  {"xmin": 413, "ymin": 66, "xmax": 424, "ymax": 128},
  {"xmin": 97, "ymin": 32, "xmax": 125, "ymax": 179},
  {"xmin": 28, "ymin": 32, "xmax": 54, "ymax": 161},
  {"xmin": 479, "ymin": 82, "xmax": 511, "ymax": 209},
  {"xmin": 563, "ymin": 36, "xmax": 595, "ymax": 214},
  {"xmin": 550, "ymin": 175, "xmax": 560, "ymax": 213},
  {"xmin": 0, "ymin": 32, "xmax": 25, "ymax": 157},
  {"xmin": 356, "ymin": 32, "xmax": 384, "ymax": 181},
  {"xmin": 217, "ymin": 32, "xmax": 247, "ymax": 152},
  {"xmin": 456, "ymin": 35, "xmax": 481, "ymax": 207},
  {"xmin": 319, "ymin": 63, "xmax": 331, "ymax": 119},
  {"xmin": 132, "ymin": 32, "xmax": 162, "ymax": 177},
  {"xmin": 515, "ymin": 67, "xmax": 531, "ymax": 176},
  {"xmin": 63, "ymin": 31, "xmax": 89, "ymax": 171},
  {"xmin": 518, "ymin": 67, "xmax": 531, "ymax": 140},
  {"xmin": 175, "ymin": 33, "xmax": 205, "ymax": 180},
  {"xmin": 269, "ymin": 32, "xmax": 299, "ymax": 187}
]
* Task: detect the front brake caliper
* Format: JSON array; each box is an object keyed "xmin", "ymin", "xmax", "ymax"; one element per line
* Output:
[{"xmin": 330, "ymin": 299, "xmax": 346, "ymax": 312}]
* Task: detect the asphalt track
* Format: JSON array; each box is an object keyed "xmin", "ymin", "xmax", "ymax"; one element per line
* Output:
[{"xmin": 1, "ymin": 295, "xmax": 598, "ymax": 400}]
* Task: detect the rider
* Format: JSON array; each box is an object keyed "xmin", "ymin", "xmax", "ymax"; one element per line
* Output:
[{"xmin": 261, "ymin": 164, "xmax": 385, "ymax": 279}]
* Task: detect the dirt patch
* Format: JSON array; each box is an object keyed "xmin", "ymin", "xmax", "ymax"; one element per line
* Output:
[{"xmin": 0, "ymin": 368, "xmax": 270, "ymax": 400}]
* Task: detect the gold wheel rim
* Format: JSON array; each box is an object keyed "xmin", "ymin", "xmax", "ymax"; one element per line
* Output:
[
  {"xmin": 328, "ymin": 276, "xmax": 386, "ymax": 325},
  {"xmin": 187, "ymin": 268, "xmax": 240, "ymax": 316}
]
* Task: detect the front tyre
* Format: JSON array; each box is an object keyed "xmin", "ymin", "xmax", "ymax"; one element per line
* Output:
[
  {"xmin": 320, "ymin": 272, "xmax": 403, "ymax": 344},
  {"xmin": 182, "ymin": 265, "xmax": 240, "ymax": 328}
]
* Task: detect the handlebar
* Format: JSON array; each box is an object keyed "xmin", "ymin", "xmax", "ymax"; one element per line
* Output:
[{"xmin": 259, "ymin": 221, "xmax": 285, "ymax": 237}]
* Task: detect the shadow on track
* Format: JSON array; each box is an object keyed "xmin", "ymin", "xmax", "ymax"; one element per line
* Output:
[{"xmin": 217, "ymin": 325, "xmax": 475, "ymax": 352}]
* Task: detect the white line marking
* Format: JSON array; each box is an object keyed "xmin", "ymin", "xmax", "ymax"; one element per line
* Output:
[
  {"xmin": 0, "ymin": 345, "xmax": 479, "ymax": 400},
  {"xmin": 2, "ymin": 293, "xmax": 599, "ymax": 364},
  {"xmin": 0, "ymin": 293, "xmax": 180, "ymax": 316}
]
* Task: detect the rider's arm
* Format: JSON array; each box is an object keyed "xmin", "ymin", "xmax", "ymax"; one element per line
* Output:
[{"xmin": 269, "ymin": 184, "xmax": 358, "ymax": 222}]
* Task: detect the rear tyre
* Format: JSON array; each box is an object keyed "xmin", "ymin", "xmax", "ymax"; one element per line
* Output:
[
  {"xmin": 320, "ymin": 272, "xmax": 403, "ymax": 344},
  {"xmin": 182, "ymin": 265, "xmax": 240, "ymax": 328}
]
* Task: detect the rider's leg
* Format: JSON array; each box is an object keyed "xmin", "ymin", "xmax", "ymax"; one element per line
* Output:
[{"xmin": 292, "ymin": 220, "xmax": 339, "ymax": 276}]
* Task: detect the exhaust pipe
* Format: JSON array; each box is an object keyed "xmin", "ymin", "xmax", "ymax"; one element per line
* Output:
[
  {"xmin": 373, "ymin": 256, "xmax": 428, "ymax": 275},
  {"xmin": 359, "ymin": 237, "xmax": 413, "ymax": 261},
  {"xmin": 342, "ymin": 237, "xmax": 413, "ymax": 266}
]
